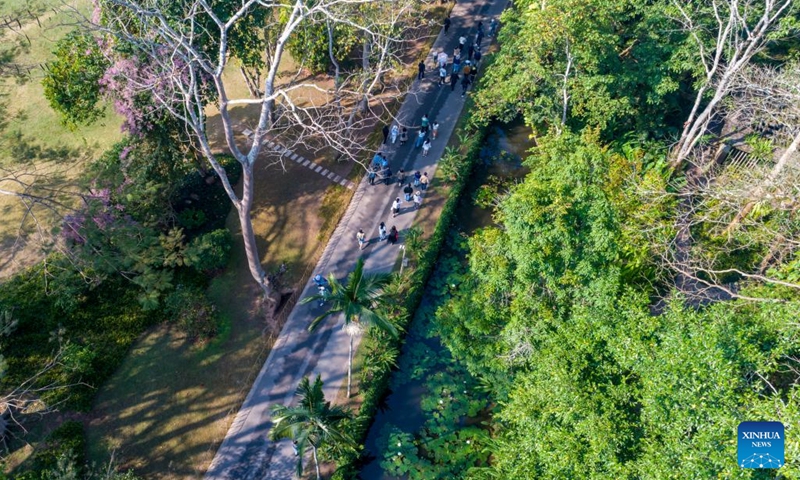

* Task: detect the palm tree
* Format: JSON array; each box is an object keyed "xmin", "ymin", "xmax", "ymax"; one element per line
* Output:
[
  {"xmin": 301, "ymin": 258, "xmax": 398, "ymax": 398},
  {"xmin": 269, "ymin": 375, "xmax": 355, "ymax": 480}
]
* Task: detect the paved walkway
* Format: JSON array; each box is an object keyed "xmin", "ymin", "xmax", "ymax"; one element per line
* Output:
[{"xmin": 204, "ymin": 0, "xmax": 507, "ymax": 477}]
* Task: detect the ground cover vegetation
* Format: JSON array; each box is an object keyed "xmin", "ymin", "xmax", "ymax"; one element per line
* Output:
[{"xmin": 392, "ymin": 0, "xmax": 800, "ymax": 477}]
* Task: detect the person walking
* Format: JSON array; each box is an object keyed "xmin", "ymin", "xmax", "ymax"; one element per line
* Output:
[
  {"xmin": 474, "ymin": 50, "xmax": 482, "ymax": 65},
  {"xmin": 403, "ymin": 183, "xmax": 414, "ymax": 202},
  {"xmin": 463, "ymin": 61, "xmax": 472, "ymax": 76},
  {"xmin": 368, "ymin": 165, "xmax": 377, "ymax": 185},
  {"xmin": 382, "ymin": 124, "xmax": 390, "ymax": 144},
  {"xmin": 422, "ymin": 138, "xmax": 432, "ymax": 156},
  {"xmin": 469, "ymin": 64, "xmax": 478, "ymax": 84},
  {"xmin": 388, "ymin": 225, "xmax": 399, "ymax": 245},
  {"xmin": 443, "ymin": 15, "xmax": 451, "ymax": 34},
  {"xmin": 383, "ymin": 167, "xmax": 393, "ymax": 185},
  {"xmin": 467, "ymin": 43, "xmax": 475, "ymax": 60},
  {"xmin": 431, "ymin": 122, "xmax": 440, "ymax": 140},
  {"xmin": 417, "ymin": 61, "xmax": 425, "ymax": 80},
  {"xmin": 378, "ymin": 222, "xmax": 387, "ymax": 241},
  {"xmin": 459, "ymin": 35, "xmax": 467, "ymax": 50},
  {"xmin": 438, "ymin": 65, "xmax": 447, "ymax": 86},
  {"xmin": 453, "ymin": 52, "xmax": 461, "ymax": 69},
  {"xmin": 392, "ymin": 197, "xmax": 401, "ymax": 217},
  {"xmin": 420, "ymin": 172, "xmax": 429, "ymax": 191},
  {"xmin": 390, "ymin": 124, "xmax": 399, "ymax": 144},
  {"xmin": 356, "ymin": 229, "xmax": 367, "ymax": 250},
  {"xmin": 489, "ymin": 18, "xmax": 498, "ymax": 37},
  {"xmin": 400, "ymin": 127, "xmax": 408, "ymax": 145},
  {"xmin": 450, "ymin": 72, "xmax": 459, "ymax": 91},
  {"xmin": 380, "ymin": 154, "xmax": 389, "ymax": 169},
  {"xmin": 397, "ymin": 168, "xmax": 406, "ymax": 186},
  {"xmin": 413, "ymin": 191, "xmax": 422, "ymax": 210},
  {"xmin": 413, "ymin": 170, "xmax": 422, "ymax": 186},
  {"xmin": 437, "ymin": 50, "xmax": 448, "ymax": 68},
  {"xmin": 420, "ymin": 114, "xmax": 429, "ymax": 132},
  {"xmin": 415, "ymin": 129, "xmax": 426, "ymax": 148},
  {"xmin": 461, "ymin": 74, "xmax": 471, "ymax": 97},
  {"xmin": 476, "ymin": 29, "xmax": 484, "ymax": 46}
]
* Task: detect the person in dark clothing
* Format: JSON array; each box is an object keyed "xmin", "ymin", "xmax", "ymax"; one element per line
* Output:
[
  {"xmin": 468, "ymin": 43, "xmax": 475, "ymax": 60},
  {"xmin": 444, "ymin": 15, "xmax": 451, "ymax": 34},
  {"xmin": 382, "ymin": 124, "xmax": 389, "ymax": 144},
  {"xmin": 474, "ymin": 50, "xmax": 482, "ymax": 64},
  {"xmin": 388, "ymin": 226, "xmax": 399, "ymax": 245},
  {"xmin": 403, "ymin": 183, "xmax": 414, "ymax": 202},
  {"xmin": 469, "ymin": 64, "xmax": 477, "ymax": 84},
  {"xmin": 383, "ymin": 167, "xmax": 393, "ymax": 185},
  {"xmin": 368, "ymin": 165, "xmax": 377, "ymax": 185},
  {"xmin": 450, "ymin": 72, "xmax": 459, "ymax": 91},
  {"xmin": 476, "ymin": 30, "xmax": 484, "ymax": 46},
  {"xmin": 417, "ymin": 61, "xmax": 425, "ymax": 80},
  {"xmin": 397, "ymin": 168, "xmax": 406, "ymax": 186},
  {"xmin": 461, "ymin": 74, "xmax": 471, "ymax": 96}
]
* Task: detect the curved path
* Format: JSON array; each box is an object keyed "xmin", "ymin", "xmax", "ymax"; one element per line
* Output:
[{"xmin": 205, "ymin": 0, "xmax": 507, "ymax": 477}]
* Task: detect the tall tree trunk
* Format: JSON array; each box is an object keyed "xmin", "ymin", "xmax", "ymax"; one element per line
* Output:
[
  {"xmin": 238, "ymin": 163, "xmax": 270, "ymax": 299},
  {"xmin": 312, "ymin": 445, "xmax": 320, "ymax": 480},
  {"xmin": 347, "ymin": 333, "xmax": 353, "ymax": 398}
]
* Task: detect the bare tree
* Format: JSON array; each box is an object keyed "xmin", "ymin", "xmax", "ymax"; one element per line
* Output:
[
  {"xmin": 668, "ymin": 0, "xmax": 795, "ymax": 170},
  {"xmin": 88, "ymin": 0, "xmax": 417, "ymax": 306},
  {"xmin": 724, "ymin": 62, "xmax": 800, "ymax": 232}
]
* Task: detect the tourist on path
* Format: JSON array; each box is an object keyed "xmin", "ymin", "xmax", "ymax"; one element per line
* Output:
[
  {"xmin": 439, "ymin": 66, "xmax": 447, "ymax": 86},
  {"xmin": 413, "ymin": 191, "xmax": 422, "ymax": 210},
  {"xmin": 468, "ymin": 43, "xmax": 475, "ymax": 60},
  {"xmin": 372, "ymin": 152, "xmax": 382, "ymax": 168},
  {"xmin": 392, "ymin": 198, "xmax": 401, "ymax": 217},
  {"xmin": 474, "ymin": 50, "xmax": 482, "ymax": 64},
  {"xmin": 378, "ymin": 222, "xmax": 387, "ymax": 241},
  {"xmin": 469, "ymin": 64, "xmax": 478, "ymax": 84},
  {"xmin": 489, "ymin": 18, "xmax": 498, "ymax": 37},
  {"xmin": 380, "ymin": 154, "xmax": 389, "ymax": 169},
  {"xmin": 403, "ymin": 183, "xmax": 414, "ymax": 202},
  {"xmin": 383, "ymin": 167, "xmax": 393, "ymax": 185},
  {"xmin": 382, "ymin": 124, "xmax": 389, "ymax": 144},
  {"xmin": 390, "ymin": 124, "xmax": 399, "ymax": 144},
  {"xmin": 357, "ymin": 229, "xmax": 367, "ymax": 250},
  {"xmin": 414, "ymin": 171, "xmax": 421, "ymax": 186},
  {"xmin": 450, "ymin": 72, "xmax": 459, "ymax": 91},
  {"xmin": 437, "ymin": 50, "xmax": 448, "ymax": 68},
  {"xmin": 397, "ymin": 168, "xmax": 406, "ymax": 186},
  {"xmin": 422, "ymin": 139, "xmax": 432, "ymax": 156},
  {"xmin": 459, "ymin": 35, "xmax": 467, "ymax": 50},
  {"xmin": 420, "ymin": 172, "xmax": 430, "ymax": 190},
  {"xmin": 432, "ymin": 122, "xmax": 440, "ymax": 140},
  {"xmin": 444, "ymin": 15, "xmax": 451, "ymax": 34},
  {"xmin": 368, "ymin": 166, "xmax": 377, "ymax": 185},
  {"xmin": 415, "ymin": 129, "xmax": 426, "ymax": 148},
  {"xmin": 418, "ymin": 61, "xmax": 425, "ymax": 80},
  {"xmin": 421, "ymin": 114, "xmax": 429, "ymax": 132},
  {"xmin": 461, "ymin": 74, "xmax": 471, "ymax": 96},
  {"xmin": 400, "ymin": 127, "xmax": 408, "ymax": 145},
  {"xmin": 388, "ymin": 226, "xmax": 399, "ymax": 245}
]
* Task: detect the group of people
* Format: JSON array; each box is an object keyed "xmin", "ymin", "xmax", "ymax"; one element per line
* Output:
[{"xmin": 354, "ymin": 17, "xmax": 497, "ymax": 253}]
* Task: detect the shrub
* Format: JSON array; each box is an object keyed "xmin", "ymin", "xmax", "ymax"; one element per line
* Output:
[
  {"xmin": 21, "ymin": 421, "xmax": 86, "ymax": 477},
  {"xmin": 185, "ymin": 229, "xmax": 233, "ymax": 272},
  {"xmin": 164, "ymin": 286, "xmax": 219, "ymax": 340},
  {"xmin": 176, "ymin": 208, "xmax": 207, "ymax": 230}
]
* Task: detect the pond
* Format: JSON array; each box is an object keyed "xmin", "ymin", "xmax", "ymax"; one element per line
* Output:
[{"xmin": 358, "ymin": 120, "xmax": 534, "ymax": 480}]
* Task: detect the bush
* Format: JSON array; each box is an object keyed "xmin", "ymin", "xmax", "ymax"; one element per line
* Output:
[
  {"xmin": 185, "ymin": 229, "xmax": 233, "ymax": 272},
  {"xmin": 164, "ymin": 286, "xmax": 219, "ymax": 340},
  {"xmin": 21, "ymin": 421, "xmax": 86, "ymax": 478},
  {"xmin": 176, "ymin": 208, "xmax": 207, "ymax": 230}
]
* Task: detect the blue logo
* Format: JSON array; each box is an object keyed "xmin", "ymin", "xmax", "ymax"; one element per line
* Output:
[{"xmin": 738, "ymin": 421, "xmax": 784, "ymax": 469}]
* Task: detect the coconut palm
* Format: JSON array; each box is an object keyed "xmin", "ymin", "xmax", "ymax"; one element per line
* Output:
[
  {"xmin": 301, "ymin": 257, "xmax": 398, "ymax": 398},
  {"xmin": 269, "ymin": 375, "xmax": 355, "ymax": 480}
]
